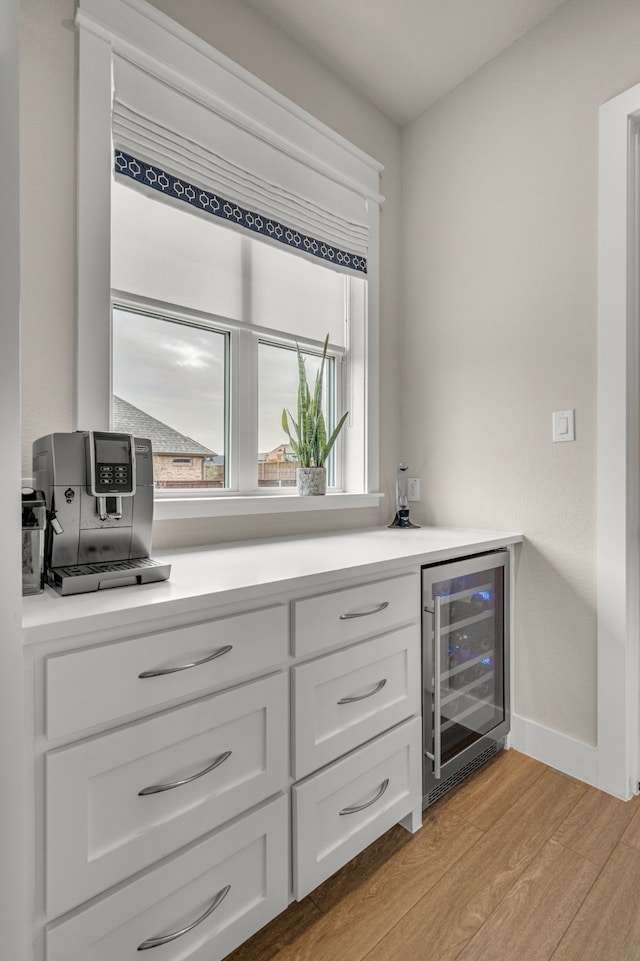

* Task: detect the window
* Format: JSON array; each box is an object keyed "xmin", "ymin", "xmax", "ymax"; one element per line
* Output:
[
  {"xmin": 111, "ymin": 177, "xmax": 357, "ymax": 494},
  {"xmin": 76, "ymin": 0, "xmax": 383, "ymax": 518},
  {"xmin": 112, "ymin": 306, "xmax": 228, "ymax": 488},
  {"xmin": 258, "ymin": 341, "xmax": 333, "ymax": 488}
]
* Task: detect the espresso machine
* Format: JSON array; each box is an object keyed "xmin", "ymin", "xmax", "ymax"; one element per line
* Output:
[{"xmin": 33, "ymin": 431, "xmax": 171, "ymax": 595}]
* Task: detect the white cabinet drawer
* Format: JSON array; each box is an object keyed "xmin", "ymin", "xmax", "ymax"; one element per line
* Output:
[
  {"xmin": 292, "ymin": 626, "xmax": 420, "ymax": 779},
  {"xmin": 46, "ymin": 671, "xmax": 288, "ymax": 918},
  {"xmin": 46, "ymin": 793, "xmax": 288, "ymax": 961},
  {"xmin": 292, "ymin": 716, "xmax": 422, "ymax": 899},
  {"xmin": 292, "ymin": 572, "xmax": 419, "ymax": 657},
  {"xmin": 45, "ymin": 604, "xmax": 288, "ymax": 739}
]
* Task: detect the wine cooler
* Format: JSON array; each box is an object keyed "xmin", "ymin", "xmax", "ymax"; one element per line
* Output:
[{"xmin": 422, "ymin": 551, "xmax": 510, "ymax": 808}]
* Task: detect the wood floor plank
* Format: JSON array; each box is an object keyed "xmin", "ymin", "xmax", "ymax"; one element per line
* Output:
[
  {"xmin": 550, "ymin": 843, "xmax": 640, "ymax": 961},
  {"xmin": 620, "ymin": 798, "xmax": 640, "ymax": 851},
  {"xmin": 552, "ymin": 784, "xmax": 640, "ymax": 868},
  {"xmin": 362, "ymin": 768, "xmax": 587, "ymax": 961},
  {"xmin": 224, "ymin": 898, "xmax": 323, "ymax": 961},
  {"xmin": 263, "ymin": 806, "xmax": 483, "ymax": 961},
  {"xmin": 454, "ymin": 839, "xmax": 598, "ymax": 961},
  {"xmin": 443, "ymin": 748, "xmax": 546, "ymax": 831},
  {"xmin": 308, "ymin": 822, "xmax": 414, "ymax": 913}
]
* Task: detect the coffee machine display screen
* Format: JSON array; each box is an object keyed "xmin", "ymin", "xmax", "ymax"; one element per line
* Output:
[
  {"xmin": 97, "ymin": 436, "xmax": 130, "ymax": 464},
  {"xmin": 90, "ymin": 432, "xmax": 135, "ymax": 494}
]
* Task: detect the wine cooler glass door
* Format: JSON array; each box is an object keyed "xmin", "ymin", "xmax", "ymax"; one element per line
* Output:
[{"xmin": 424, "ymin": 553, "xmax": 508, "ymax": 781}]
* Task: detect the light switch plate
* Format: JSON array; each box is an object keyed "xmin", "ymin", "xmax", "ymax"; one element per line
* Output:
[
  {"xmin": 407, "ymin": 478, "xmax": 420, "ymax": 501},
  {"xmin": 552, "ymin": 409, "xmax": 575, "ymax": 442}
]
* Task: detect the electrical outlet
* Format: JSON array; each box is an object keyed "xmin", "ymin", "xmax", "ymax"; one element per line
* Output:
[{"xmin": 407, "ymin": 477, "xmax": 420, "ymax": 501}]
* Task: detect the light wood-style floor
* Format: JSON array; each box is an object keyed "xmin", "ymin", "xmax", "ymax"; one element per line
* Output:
[{"xmin": 226, "ymin": 749, "xmax": 640, "ymax": 961}]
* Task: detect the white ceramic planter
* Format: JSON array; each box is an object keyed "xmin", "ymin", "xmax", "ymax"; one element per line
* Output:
[{"xmin": 296, "ymin": 467, "xmax": 326, "ymax": 496}]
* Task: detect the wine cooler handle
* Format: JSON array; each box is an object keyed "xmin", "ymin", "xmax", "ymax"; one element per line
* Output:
[{"xmin": 433, "ymin": 595, "xmax": 442, "ymax": 779}]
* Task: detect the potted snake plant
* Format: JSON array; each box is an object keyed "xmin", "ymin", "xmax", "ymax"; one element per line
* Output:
[{"xmin": 281, "ymin": 335, "xmax": 349, "ymax": 495}]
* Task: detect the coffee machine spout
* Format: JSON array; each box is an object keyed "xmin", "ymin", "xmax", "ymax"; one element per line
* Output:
[{"xmin": 97, "ymin": 496, "xmax": 123, "ymax": 521}]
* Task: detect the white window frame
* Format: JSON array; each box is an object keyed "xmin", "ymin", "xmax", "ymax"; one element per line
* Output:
[
  {"xmin": 111, "ymin": 288, "xmax": 351, "ymax": 497},
  {"xmin": 76, "ymin": 0, "xmax": 383, "ymax": 520}
]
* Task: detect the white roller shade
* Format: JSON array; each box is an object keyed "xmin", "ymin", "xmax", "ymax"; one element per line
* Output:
[{"xmin": 112, "ymin": 56, "xmax": 370, "ymax": 273}]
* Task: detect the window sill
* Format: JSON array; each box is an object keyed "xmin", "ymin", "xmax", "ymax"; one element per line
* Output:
[{"xmin": 153, "ymin": 491, "xmax": 384, "ymax": 521}]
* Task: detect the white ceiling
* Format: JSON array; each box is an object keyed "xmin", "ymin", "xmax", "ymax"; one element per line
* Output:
[{"xmin": 243, "ymin": 0, "xmax": 569, "ymax": 126}]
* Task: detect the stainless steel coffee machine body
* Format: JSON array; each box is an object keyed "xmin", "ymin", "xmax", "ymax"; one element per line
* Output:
[{"xmin": 33, "ymin": 431, "xmax": 170, "ymax": 595}]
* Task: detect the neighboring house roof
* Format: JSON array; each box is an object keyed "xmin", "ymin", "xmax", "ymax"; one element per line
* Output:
[
  {"xmin": 269, "ymin": 443, "xmax": 295, "ymax": 455},
  {"xmin": 113, "ymin": 395, "xmax": 215, "ymax": 456}
]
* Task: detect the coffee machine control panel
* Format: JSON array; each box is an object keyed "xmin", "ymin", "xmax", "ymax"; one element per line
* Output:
[{"xmin": 87, "ymin": 431, "xmax": 136, "ymax": 496}]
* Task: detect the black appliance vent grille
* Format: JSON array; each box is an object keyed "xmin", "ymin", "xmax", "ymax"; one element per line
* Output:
[{"xmin": 423, "ymin": 741, "xmax": 501, "ymax": 809}]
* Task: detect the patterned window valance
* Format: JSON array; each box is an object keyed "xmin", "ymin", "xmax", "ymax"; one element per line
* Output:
[
  {"xmin": 110, "ymin": 55, "xmax": 374, "ymax": 278},
  {"xmin": 114, "ymin": 150, "xmax": 367, "ymax": 274}
]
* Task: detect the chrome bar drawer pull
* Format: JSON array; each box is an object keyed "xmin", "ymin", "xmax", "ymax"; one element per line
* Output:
[
  {"xmin": 337, "ymin": 678, "xmax": 387, "ymax": 705},
  {"xmin": 339, "ymin": 601, "xmax": 389, "ymax": 620},
  {"xmin": 138, "ymin": 751, "xmax": 232, "ymax": 796},
  {"xmin": 339, "ymin": 778, "xmax": 389, "ymax": 816},
  {"xmin": 138, "ymin": 645, "xmax": 233, "ymax": 678},
  {"xmin": 137, "ymin": 884, "xmax": 231, "ymax": 951}
]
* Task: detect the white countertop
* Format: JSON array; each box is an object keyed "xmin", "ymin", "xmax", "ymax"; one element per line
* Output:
[{"xmin": 22, "ymin": 525, "xmax": 522, "ymax": 644}]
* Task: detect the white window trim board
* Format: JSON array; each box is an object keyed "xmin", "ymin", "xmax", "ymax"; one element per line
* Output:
[
  {"xmin": 75, "ymin": 0, "xmax": 382, "ymax": 517},
  {"xmin": 76, "ymin": 0, "xmax": 384, "ymax": 202},
  {"xmin": 153, "ymin": 492, "xmax": 382, "ymax": 521}
]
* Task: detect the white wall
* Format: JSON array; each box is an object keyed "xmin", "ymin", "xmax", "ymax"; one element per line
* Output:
[
  {"xmin": 1, "ymin": 1, "xmax": 26, "ymax": 957},
  {"xmin": 20, "ymin": 0, "xmax": 76, "ymax": 471},
  {"xmin": 401, "ymin": 0, "xmax": 640, "ymax": 747},
  {"xmin": 21, "ymin": 0, "xmax": 640, "ymax": 759},
  {"xmin": 19, "ymin": 0, "xmax": 403, "ymax": 548}
]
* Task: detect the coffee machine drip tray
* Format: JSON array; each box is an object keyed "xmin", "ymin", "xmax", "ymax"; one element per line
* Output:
[{"xmin": 47, "ymin": 557, "xmax": 171, "ymax": 596}]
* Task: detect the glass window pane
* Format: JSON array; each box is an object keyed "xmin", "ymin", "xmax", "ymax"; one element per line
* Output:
[
  {"xmin": 259, "ymin": 341, "xmax": 336, "ymax": 488},
  {"xmin": 251, "ymin": 238, "xmax": 345, "ymax": 346},
  {"xmin": 112, "ymin": 308, "xmax": 226, "ymax": 489},
  {"xmin": 111, "ymin": 179, "xmax": 244, "ymax": 320}
]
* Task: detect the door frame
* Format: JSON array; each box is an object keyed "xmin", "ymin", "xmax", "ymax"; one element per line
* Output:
[
  {"xmin": 0, "ymin": 0, "xmax": 26, "ymax": 956},
  {"xmin": 597, "ymin": 81, "xmax": 640, "ymax": 799}
]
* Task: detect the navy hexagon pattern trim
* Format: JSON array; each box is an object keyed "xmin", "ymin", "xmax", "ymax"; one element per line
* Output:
[{"xmin": 114, "ymin": 151, "xmax": 367, "ymax": 275}]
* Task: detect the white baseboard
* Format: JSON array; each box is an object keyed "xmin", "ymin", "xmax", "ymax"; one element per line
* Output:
[{"xmin": 509, "ymin": 713, "xmax": 598, "ymax": 789}]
